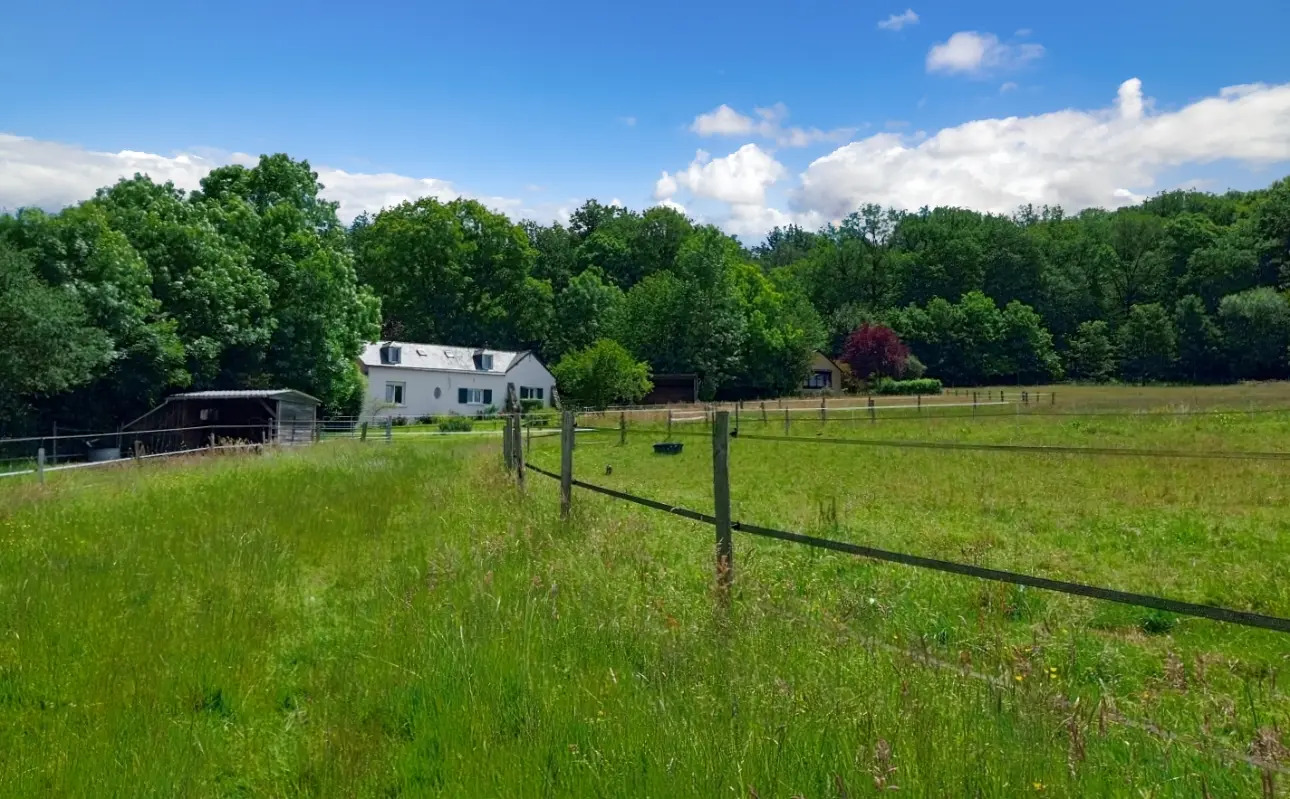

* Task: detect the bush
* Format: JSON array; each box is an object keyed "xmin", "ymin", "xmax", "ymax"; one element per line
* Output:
[
  {"xmin": 842, "ymin": 323, "xmax": 909, "ymax": 381},
  {"xmin": 520, "ymin": 398, "xmax": 544, "ymax": 414},
  {"xmin": 871, "ymin": 378, "xmax": 943, "ymax": 395},
  {"xmin": 552, "ymin": 339, "xmax": 653, "ymax": 410},
  {"xmin": 903, "ymin": 354, "xmax": 926, "ymax": 380},
  {"xmin": 390, "ymin": 415, "xmax": 409, "ymax": 426},
  {"xmin": 438, "ymin": 418, "xmax": 473, "ymax": 433},
  {"xmin": 415, "ymin": 414, "xmax": 439, "ymax": 425}
]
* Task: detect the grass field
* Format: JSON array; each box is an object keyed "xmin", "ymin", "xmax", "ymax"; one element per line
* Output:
[{"xmin": 2, "ymin": 385, "xmax": 1288, "ymax": 796}]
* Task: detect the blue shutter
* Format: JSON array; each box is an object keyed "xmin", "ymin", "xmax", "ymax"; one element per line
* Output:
[
  {"xmin": 458, "ymin": 388, "xmax": 468, "ymax": 404},
  {"xmin": 483, "ymin": 389, "xmax": 493, "ymax": 405}
]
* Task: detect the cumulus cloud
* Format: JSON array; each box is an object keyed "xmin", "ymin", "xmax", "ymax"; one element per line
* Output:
[
  {"xmin": 656, "ymin": 144, "xmax": 787, "ymax": 206},
  {"xmin": 794, "ymin": 78, "xmax": 1290, "ymax": 220},
  {"xmin": 877, "ymin": 9, "xmax": 919, "ymax": 31},
  {"xmin": 999, "ymin": 81, "xmax": 1019, "ymax": 94},
  {"xmin": 689, "ymin": 103, "xmax": 852, "ymax": 148},
  {"xmin": 926, "ymin": 31, "xmax": 1044, "ymax": 76},
  {"xmin": 0, "ymin": 133, "xmax": 543, "ymax": 223}
]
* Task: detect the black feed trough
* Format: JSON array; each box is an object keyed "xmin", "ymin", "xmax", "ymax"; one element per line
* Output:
[{"xmin": 653, "ymin": 442, "xmax": 684, "ymax": 455}]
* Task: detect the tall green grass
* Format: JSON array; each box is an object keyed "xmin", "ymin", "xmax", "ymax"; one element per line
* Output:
[{"xmin": 0, "ymin": 403, "xmax": 1285, "ymax": 795}]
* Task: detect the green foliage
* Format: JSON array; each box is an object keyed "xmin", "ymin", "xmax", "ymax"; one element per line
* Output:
[
  {"xmin": 545, "ymin": 268, "xmax": 624, "ymax": 360},
  {"xmin": 871, "ymin": 377, "xmax": 943, "ymax": 395},
  {"xmin": 1174, "ymin": 295, "xmax": 1224, "ymax": 382},
  {"xmin": 551, "ymin": 339, "xmax": 652, "ymax": 409},
  {"xmin": 1118, "ymin": 303, "xmax": 1177, "ymax": 383},
  {"xmin": 1066, "ymin": 321, "xmax": 1118, "ymax": 383},
  {"xmin": 519, "ymin": 399, "xmax": 544, "ymax": 414},
  {"xmin": 0, "ymin": 243, "xmax": 112, "ymax": 431},
  {"xmin": 1217, "ymin": 287, "xmax": 1290, "ymax": 379},
  {"xmin": 438, "ymin": 418, "xmax": 474, "ymax": 432}
]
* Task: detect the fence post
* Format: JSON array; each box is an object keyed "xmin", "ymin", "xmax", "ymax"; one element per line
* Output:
[
  {"xmin": 917, "ymin": 394, "xmax": 921, "ymax": 413},
  {"xmin": 760, "ymin": 401, "xmax": 767, "ymax": 424},
  {"xmin": 360, "ymin": 421, "xmax": 368, "ymax": 442},
  {"xmin": 513, "ymin": 413, "xmax": 525, "ymax": 488},
  {"xmin": 784, "ymin": 408, "xmax": 790, "ymax": 435},
  {"xmin": 868, "ymin": 397, "xmax": 876, "ymax": 423},
  {"xmin": 208, "ymin": 431, "xmax": 215, "ymax": 451},
  {"xmin": 619, "ymin": 411, "xmax": 627, "ymax": 446},
  {"xmin": 667, "ymin": 409, "xmax": 673, "ymax": 440},
  {"xmin": 51, "ymin": 422, "xmax": 57, "ymax": 465},
  {"xmin": 712, "ymin": 410, "xmax": 733, "ymax": 595},
  {"xmin": 526, "ymin": 416, "xmax": 532, "ymax": 454},
  {"xmin": 385, "ymin": 418, "xmax": 393, "ymax": 444},
  {"xmin": 1051, "ymin": 391, "xmax": 1056, "ymax": 406},
  {"xmin": 820, "ymin": 396, "xmax": 827, "ymax": 423},
  {"xmin": 36, "ymin": 447, "xmax": 45, "ymax": 484},
  {"xmin": 503, "ymin": 416, "xmax": 513, "ymax": 469},
  {"xmin": 133, "ymin": 440, "xmax": 142, "ymax": 463},
  {"xmin": 560, "ymin": 411, "xmax": 574, "ymax": 518}
]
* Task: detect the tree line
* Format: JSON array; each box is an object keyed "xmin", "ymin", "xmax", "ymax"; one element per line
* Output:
[{"xmin": 2, "ymin": 153, "xmax": 1289, "ymax": 432}]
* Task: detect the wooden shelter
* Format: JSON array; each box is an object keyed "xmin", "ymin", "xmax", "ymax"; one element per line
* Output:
[
  {"xmin": 123, "ymin": 389, "xmax": 320, "ymax": 451},
  {"xmin": 640, "ymin": 374, "xmax": 699, "ymax": 405}
]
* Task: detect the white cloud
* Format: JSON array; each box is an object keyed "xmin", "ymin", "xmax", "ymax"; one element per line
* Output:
[
  {"xmin": 877, "ymin": 9, "xmax": 919, "ymax": 31},
  {"xmin": 926, "ymin": 31, "xmax": 1044, "ymax": 76},
  {"xmin": 618, "ymin": 116, "xmax": 637, "ymax": 127},
  {"xmin": 689, "ymin": 103, "xmax": 852, "ymax": 148},
  {"xmin": 999, "ymin": 81, "xmax": 1019, "ymax": 94},
  {"xmin": 663, "ymin": 144, "xmax": 787, "ymax": 205},
  {"xmin": 0, "ymin": 133, "xmax": 549, "ymax": 224},
  {"xmin": 794, "ymin": 78, "xmax": 1290, "ymax": 220}
]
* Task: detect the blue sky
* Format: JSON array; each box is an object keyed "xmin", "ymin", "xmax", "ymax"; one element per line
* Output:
[{"xmin": 2, "ymin": 0, "xmax": 1289, "ymax": 236}]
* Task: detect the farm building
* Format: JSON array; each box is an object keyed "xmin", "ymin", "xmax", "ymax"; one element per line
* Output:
[
  {"xmin": 802, "ymin": 351, "xmax": 844, "ymax": 392},
  {"xmin": 123, "ymin": 389, "xmax": 320, "ymax": 450},
  {"xmin": 640, "ymin": 373, "xmax": 700, "ymax": 405},
  {"xmin": 358, "ymin": 342, "xmax": 556, "ymax": 419}
]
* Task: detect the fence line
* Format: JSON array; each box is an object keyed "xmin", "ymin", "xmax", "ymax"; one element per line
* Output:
[
  {"xmin": 0, "ymin": 443, "xmax": 265, "ymax": 480},
  {"xmin": 0, "ymin": 423, "xmax": 279, "ymax": 447},
  {"xmin": 524, "ymin": 458, "xmax": 1290, "ymax": 634},
  {"xmin": 572, "ymin": 423, "xmax": 1290, "ymax": 462}
]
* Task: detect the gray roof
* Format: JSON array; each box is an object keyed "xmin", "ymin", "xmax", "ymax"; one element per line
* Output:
[
  {"xmin": 358, "ymin": 341, "xmax": 536, "ymax": 374},
  {"xmin": 167, "ymin": 389, "xmax": 321, "ymax": 405}
]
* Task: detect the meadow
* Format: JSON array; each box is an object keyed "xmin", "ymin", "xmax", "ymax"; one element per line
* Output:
[{"xmin": 1, "ymin": 385, "xmax": 1288, "ymax": 797}]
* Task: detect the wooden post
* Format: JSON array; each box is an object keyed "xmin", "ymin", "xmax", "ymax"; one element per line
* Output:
[
  {"xmin": 503, "ymin": 416, "xmax": 513, "ymax": 469},
  {"xmin": 667, "ymin": 409, "xmax": 673, "ymax": 440},
  {"xmin": 36, "ymin": 447, "xmax": 45, "ymax": 484},
  {"xmin": 513, "ymin": 413, "xmax": 525, "ymax": 488},
  {"xmin": 526, "ymin": 416, "xmax": 532, "ymax": 454},
  {"xmin": 972, "ymin": 392, "xmax": 978, "ymax": 418},
  {"xmin": 360, "ymin": 421, "xmax": 368, "ymax": 441},
  {"xmin": 133, "ymin": 440, "xmax": 142, "ymax": 463},
  {"xmin": 619, "ymin": 411, "xmax": 626, "ymax": 446},
  {"xmin": 820, "ymin": 396, "xmax": 827, "ymax": 423},
  {"xmin": 917, "ymin": 394, "xmax": 922, "ymax": 412},
  {"xmin": 1023, "ymin": 390, "xmax": 1029, "ymax": 406},
  {"xmin": 712, "ymin": 411, "xmax": 732, "ymax": 593},
  {"xmin": 1051, "ymin": 391, "xmax": 1056, "ymax": 406},
  {"xmin": 51, "ymin": 422, "xmax": 57, "ymax": 465},
  {"xmin": 760, "ymin": 401, "xmax": 767, "ymax": 424},
  {"xmin": 385, "ymin": 418, "xmax": 393, "ymax": 443},
  {"xmin": 734, "ymin": 403, "xmax": 740, "ymax": 431},
  {"xmin": 208, "ymin": 431, "xmax": 216, "ymax": 451},
  {"xmin": 560, "ymin": 411, "xmax": 574, "ymax": 519},
  {"xmin": 784, "ymin": 408, "xmax": 790, "ymax": 435},
  {"xmin": 868, "ymin": 397, "xmax": 876, "ymax": 423}
]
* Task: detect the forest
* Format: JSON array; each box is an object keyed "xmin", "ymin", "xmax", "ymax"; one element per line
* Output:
[{"xmin": 2, "ymin": 153, "xmax": 1289, "ymax": 433}]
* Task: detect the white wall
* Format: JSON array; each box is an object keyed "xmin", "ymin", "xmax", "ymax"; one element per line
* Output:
[{"xmin": 365, "ymin": 356, "xmax": 555, "ymax": 419}]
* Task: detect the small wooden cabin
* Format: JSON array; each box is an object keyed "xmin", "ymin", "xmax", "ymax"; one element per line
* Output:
[{"xmin": 124, "ymin": 389, "xmax": 320, "ymax": 450}]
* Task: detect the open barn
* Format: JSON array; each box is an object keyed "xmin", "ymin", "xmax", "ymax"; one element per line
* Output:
[{"xmin": 123, "ymin": 389, "xmax": 320, "ymax": 452}]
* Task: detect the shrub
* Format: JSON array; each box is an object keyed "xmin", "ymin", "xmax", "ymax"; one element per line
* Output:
[
  {"xmin": 415, "ymin": 414, "xmax": 439, "ymax": 425},
  {"xmin": 871, "ymin": 378, "xmax": 943, "ymax": 395},
  {"xmin": 390, "ymin": 415, "xmax": 409, "ymax": 426},
  {"xmin": 520, "ymin": 398, "xmax": 544, "ymax": 414},
  {"xmin": 903, "ymin": 354, "xmax": 927, "ymax": 380},
  {"xmin": 841, "ymin": 323, "xmax": 909, "ymax": 381},
  {"xmin": 438, "ymin": 418, "xmax": 473, "ymax": 433},
  {"xmin": 552, "ymin": 339, "xmax": 653, "ymax": 410}
]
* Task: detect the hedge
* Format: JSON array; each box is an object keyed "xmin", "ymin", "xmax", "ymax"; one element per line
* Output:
[{"xmin": 871, "ymin": 377, "xmax": 943, "ymax": 395}]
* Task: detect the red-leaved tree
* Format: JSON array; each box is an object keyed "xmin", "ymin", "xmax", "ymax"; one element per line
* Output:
[{"xmin": 841, "ymin": 323, "xmax": 909, "ymax": 381}]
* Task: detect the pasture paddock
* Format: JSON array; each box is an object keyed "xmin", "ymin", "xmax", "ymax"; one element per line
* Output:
[{"xmin": 1, "ymin": 384, "xmax": 1287, "ymax": 796}]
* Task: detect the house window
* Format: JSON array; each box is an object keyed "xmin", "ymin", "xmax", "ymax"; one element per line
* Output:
[
  {"xmin": 472, "ymin": 352, "xmax": 494, "ymax": 371},
  {"xmin": 379, "ymin": 345, "xmax": 402, "ymax": 365},
  {"xmin": 519, "ymin": 386, "xmax": 544, "ymax": 400},
  {"xmin": 385, "ymin": 381, "xmax": 406, "ymax": 405},
  {"xmin": 805, "ymin": 370, "xmax": 832, "ymax": 389},
  {"xmin": 458, "ymin": 387, "xmax": 493, "ymax": 405}
]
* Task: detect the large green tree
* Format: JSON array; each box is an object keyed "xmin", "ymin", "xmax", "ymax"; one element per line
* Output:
[
  {"xmin": 1118, "ymin": 303, "xmax": 1177, "ymax": 383},
  {"xmin": 1217, "ymin": 287, "xmax": 1290, "ymax": 379}
]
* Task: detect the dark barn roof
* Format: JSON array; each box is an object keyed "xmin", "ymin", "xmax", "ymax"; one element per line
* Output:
[{"xmin": 166, "ymin": 389, "xmax": 320, "ymax": 405}]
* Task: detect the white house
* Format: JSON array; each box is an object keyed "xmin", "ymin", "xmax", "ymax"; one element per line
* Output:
[{"xmin": 357, "ymin": 341, "xmax": 556, "ymax": 419}]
